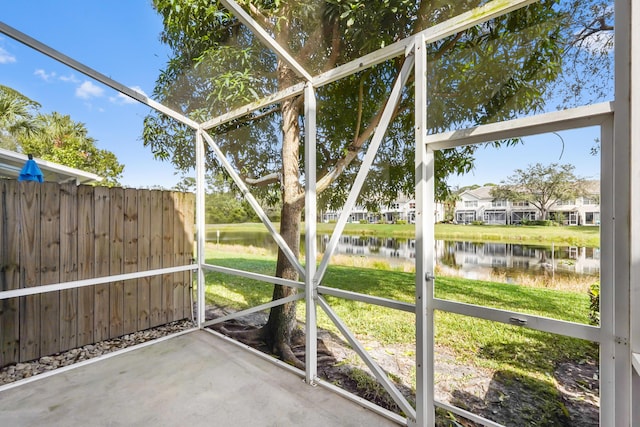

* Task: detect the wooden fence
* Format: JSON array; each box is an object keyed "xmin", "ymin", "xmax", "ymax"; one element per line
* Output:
[{"xmin": 0, "ymin": 180, "xmax": 194, "ymax": 368}]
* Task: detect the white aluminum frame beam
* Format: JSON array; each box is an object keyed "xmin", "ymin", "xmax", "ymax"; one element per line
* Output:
[
  {"xmin": 0, "ymin": 22, "xmax": 199, "ymax": 130},
  {"xmin": 314, "ymin": 54, "xmax": 415, "ymax": 286},
  {"xmin": 627, "ymin": 0, "xmax": 640, "ymax": 425},
  {"xmin": 424, "ymin": 102, "xmax": 614, "ymax": 149},
  {"xmin": 0, "ymin": 265, "xmax": 193, "ymax": 300},
  {"xmin": 200, "ymin": 82, "xmax": 306, "ymax": 131},
  {"xmin": 202, "ymin": 292, "xmax": 303, "ymax": 328},
  {"xmin": 613, "ymin": 0, "xmax": 633, "ymax": 425},
  {"xmin": 312, "ymin": 0, "xmax": 537, "ymax": 88},
  {"xmin": 433, "ymin": 299, "xmax": 602, "ymax": 342},
  {"xmin": 599, "ymin": 109, "xmax": 616, "ymax": 427},
  {"xmin": 318, "ymin": 296, "xmax": 416, "ymax": 420},
  {"xmin": 202, "ymin": 263, "xmax": 303, "ymax": 290},
  {"xmin": 198, "ymin": 0, "xmax": 537, "ymax": 137},
  {"xmin": 318, "ymin": 286, "xmax": 415, "ymax": 313},
  {"xmin": 200, "ymin": 130, "xmax": 305, "ymax": 279},
  {"xmin": 196, "ymin": 130, "xmax": 207, "ymax": 327},
  {"xmin": 304, "ymin": 82, "xmax": 319, "ymax": 385},
  {"xmin": 219, "ymin": 0, "xmax": 313, "ymax": 82},
  {"xmin": 413, "ymin": 33, "xmax": 435, "ymax": 427}
]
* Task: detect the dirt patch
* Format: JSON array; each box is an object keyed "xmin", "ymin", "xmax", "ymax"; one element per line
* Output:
[{"xmin": 206, "ymin": 307, "xmax": 599, "ymax": 426}]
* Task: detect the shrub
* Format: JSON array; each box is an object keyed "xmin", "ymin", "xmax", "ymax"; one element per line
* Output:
[
  {"xmin": 471, "ymin": 220, "xmax": 484, "ymax": 225},
  {"xmin": 396, "ymin": 219, "xmax": 407, "ymax": 225},
  {"xmin": 588, "ymin": 282, "xmax": 600, "ymax": 325},
  {"xmin": 525, "ymin": 220, "xmax": 556, "ymax": 226},
  {"xmin": 359, "ymin": 219, "xmax": 369, "ymax": 224}
]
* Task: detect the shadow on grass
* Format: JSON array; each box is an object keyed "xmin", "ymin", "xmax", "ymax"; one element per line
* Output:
[{"xmin": 443, "ymin": 368, "xmax": 598, "ymax": 427}]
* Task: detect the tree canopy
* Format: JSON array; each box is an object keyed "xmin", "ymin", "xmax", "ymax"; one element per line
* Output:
[
  {"xmin": 490, "ymin": 162, "xmax": 589, "ymax": 220},
  {"xmin": 145, "ymin": 0, "xmax": 570, "ymax": 204},
  {"xmin": 144, "ymin": 0, "xmax": 612, "ymax": 364}
]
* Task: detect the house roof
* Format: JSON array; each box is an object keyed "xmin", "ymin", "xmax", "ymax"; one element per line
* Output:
[
  {"xmin": 0, "ymin": 147, "xmax": 102, "ymax": 185},
  {"xmin": 461, "ymin": 186, "xmax": 496, "ymax": 200}
]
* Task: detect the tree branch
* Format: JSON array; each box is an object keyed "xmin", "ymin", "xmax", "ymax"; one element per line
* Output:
[{"xmin": 245, "ymin": 172, "xmax": 281, "ymax": 187}]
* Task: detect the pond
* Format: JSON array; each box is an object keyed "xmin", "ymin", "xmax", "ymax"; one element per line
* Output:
[{"xmin": 206, "ymin": 230, "xmax": 600, "ymax": 281}]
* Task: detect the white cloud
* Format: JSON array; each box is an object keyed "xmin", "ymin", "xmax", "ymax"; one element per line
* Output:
[
  {"xmin": 0, "ymin": 47, "xmax": 16, "ymax": 64},
  {"xmin": 110, "ymin": 85, "xmax": 148, "ymax": 105},
  {"xmin": 59, "ymin": 74, "xmax": 80, "ymax": 83},
  {"xmin": 34, "ymin": 69, "xmax": 57, "ymax": 81},
  {"xmin": 76, "ymin": 80, "xmax": 104, "ymax": 99}
]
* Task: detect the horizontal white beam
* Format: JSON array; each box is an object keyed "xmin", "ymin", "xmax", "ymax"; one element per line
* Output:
[
  {"xmin": 433, "ymin": 298, "xmax": 602, "ymax": 343},
  {"xmin": 425, "ymin": 102, "xmax": 614, "ymax": 150},
  {"xmin": 201, "ymin": 131, "xmax": 305, "ymax": 279},
  {"xmin": 318, "ymin": 286, "xmax": 415, "ymax": 313},
  {"xmin": 200, "ymin": 82, "xmax": 306, "ymax": 130},
  {"xmin": 0, "ymin": 265, "xmax": 193, "ymax": 300},
  {"xmin": 0, "ymin": 22, "xmax": 199, "ymax": 130},
  {"xmin": 203, "ymin": 263, "xmax": 304, "ymax": 289},
  {"xmin": 633, "ymin": 352, "xmax": 640, "ymax": 375},
  {"xmin": 313, "ymin": 0, "xmax": 537, "ymax": 87},
  {"xmin": 202, "ymin": 292, "xmax": 303, "ymax": 328}
]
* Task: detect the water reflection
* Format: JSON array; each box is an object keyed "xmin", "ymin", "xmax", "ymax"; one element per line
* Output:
[
  {"xmin": 436, "ymin": 240, "xmax": 600, "ymax": 281},
  {"xmin": 207, "ymin": 230, "xmax": 600, "ymax": 279}
]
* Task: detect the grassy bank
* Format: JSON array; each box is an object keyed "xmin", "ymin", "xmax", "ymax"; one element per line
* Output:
[
  {"xmin": 207, "ymin": 222, "xmax": 600, "ymax": 247},
  {"xmin": 203, "ymin": 244, "xmax": 596, "ymax": 384}
]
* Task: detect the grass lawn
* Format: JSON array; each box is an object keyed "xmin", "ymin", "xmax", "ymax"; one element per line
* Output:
[
  {"xmin": 206, "ymin": 222, "xmax": 600, "ymax": 247},
  {"xmin": 203, "ymin": 244, "xmax": 597, "ymax": 390}
]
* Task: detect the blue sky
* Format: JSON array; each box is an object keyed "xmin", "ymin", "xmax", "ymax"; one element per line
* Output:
[
  {"xmin": 0, "ymin": 1, "xmax": 180, "ymax": 188},
  {"xmin": 0, "ymin": 2, "xmax": 605, "ymax": 190},
  {"xmin": 448, "ymin": 126, "xmax": 602, "ymax": 189}
]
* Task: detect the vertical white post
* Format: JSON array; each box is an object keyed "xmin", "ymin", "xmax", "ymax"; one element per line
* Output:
[
  {"xmin": 628, "ymin": 0, "xmax": 640, "ymax": 424},
  {"xmin": 613, "ymin": 0, "xmax": 632, "ymax": 424},
  {"xmin": 414, "ymin": 33, "xmax": 435, "ymax": 426},
  {"xmin": 195, "ymin": 129, "xmax": 207, "ymax": 328},
  {"xmin": 599, "ymin": 117, "xmax": 615, "ymax": 427},
  {"xmin": 304, "ymin": 82, "xmax": 318, "ymax": 384}
]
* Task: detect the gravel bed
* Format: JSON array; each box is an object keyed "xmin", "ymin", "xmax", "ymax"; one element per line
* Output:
[{"xmin": 0, "ymin": 319, "xmax": 194, "ymax": 386}]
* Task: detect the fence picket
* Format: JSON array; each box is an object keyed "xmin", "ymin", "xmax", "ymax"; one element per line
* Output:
[
  {"xmin": 19, "ymin": 181, "xmax": 41, "ymax": 361},
  {"xmin": 123, "ymin": 189, "xmax": 138, "ymax": 335},
  {"xmin": 93, "ymin": 187, "xmax": 110, "ymax": 341},
  {"xmin": 137, "ymin": 189, "xmax": 151, "ymax": 331},
  {"xmin": 109, "ymin": 188, "xmax": 124, "ymax": 338},
  {"xmin": 183, "ymin": 193, "xmax": 195, "ymax": 320},
  {"xmin": 172, "ymin": 192, "xmax": 184, "ymax": 321},
  {"xmin": 59, "ymin": 183, "xmax": 78, "ymax": 352},
  {"xmin": 77, "ymin": 185, "xmax": 94, "ymax": 346},
  {"xmin": 162, "ymin": 191, "xmax": 173, "ymax": 323},
  {"xmin": 0, "ymin": 181, "xmax": 20, "ymax": 365},
  {"xmin": 149, "ymin": 191, "xmax": 163, "ymax": 327},
  {"xmin": 40, "ymin": 182, "xmax": 61, "ymax": 356}
]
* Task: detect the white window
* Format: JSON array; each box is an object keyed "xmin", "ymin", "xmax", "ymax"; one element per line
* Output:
[{"xmin": 464, "ymin": 200, "xmax": 478, "ymax": 208}]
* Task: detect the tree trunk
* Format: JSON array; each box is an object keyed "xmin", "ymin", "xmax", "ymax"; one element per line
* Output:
[
  {"xmin": 262, "ymin": 84, "xmax": 304, "ymax": 365},
  {"xmin": 263, "ymin": 201, "xmax": 301, "ymax": 356}
]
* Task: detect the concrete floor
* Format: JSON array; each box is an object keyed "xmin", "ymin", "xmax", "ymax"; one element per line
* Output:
[{"xmin": 0, "ymin": 330, "xmax": 398, "ymax": 427}]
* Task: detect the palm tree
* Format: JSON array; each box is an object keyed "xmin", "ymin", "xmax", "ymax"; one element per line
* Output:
[{"xmin": 0, "ymin": 85, "xmax": 41, "ymax": 150}]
